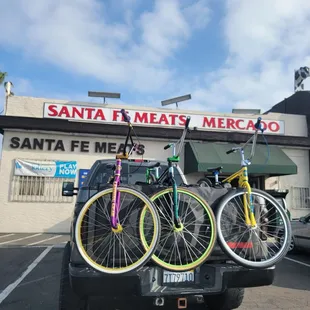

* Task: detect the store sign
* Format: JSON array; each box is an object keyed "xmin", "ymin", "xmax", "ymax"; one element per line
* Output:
[
  {"xmin": 14, "ymin": 159, "xmax": 77, "ymax": 178},
  {"xmin": 43, "ymin": 103, "xmax": 285, "ymax": 134},
  {"xmin": 9, "ymin": 137, "xmax": 145, "ymax": 155}
]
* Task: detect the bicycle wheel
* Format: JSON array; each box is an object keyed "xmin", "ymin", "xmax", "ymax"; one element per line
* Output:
[
  {"xmin": 197, "ymin": 178, "xmax": 213, "ymax": 187},
  {"xmin": 148, "ymin": 173, "xmax": 157, "ymax": 184},
  {"xmin": 75, "ymin": 185, "xmax": 161, "ymax": 274},
  {"xmin": 216, "ymin": 188, "xmax": 292, "ymax": 269},
  {"xmin": 140, "ymin": 187, "xmax": 217, "ymax": 271}
]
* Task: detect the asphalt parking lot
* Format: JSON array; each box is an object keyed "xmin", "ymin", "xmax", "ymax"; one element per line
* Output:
[{"xmin": 0, "ymin": 233, "xmax": 309, "ymax": 310}]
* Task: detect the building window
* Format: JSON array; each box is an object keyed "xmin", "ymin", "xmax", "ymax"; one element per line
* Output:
[
  {"xmin": 291, "ymin": 187, "xmax": 310, "ymax": 209},
  {"xmin": 11, "ymin": 176, "xmax": 74, "ymax": 203},
  {"xmin": 18, "ymin": 176, "xmax": 45, "ymax": 196}
]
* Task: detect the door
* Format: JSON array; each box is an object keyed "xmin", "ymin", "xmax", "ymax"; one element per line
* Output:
[
  {"xmin": 295, "ymin": 213, "xmax": 310, "ymax": 250},
  {"xmin": 250, "ymin": 176, "xmax": 265, "ymax": 190}
]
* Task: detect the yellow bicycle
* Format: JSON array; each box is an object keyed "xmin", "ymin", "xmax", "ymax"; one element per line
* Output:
[{"xmin": 198, "ymin": 117, "xmax": 292, "ymax": 269}]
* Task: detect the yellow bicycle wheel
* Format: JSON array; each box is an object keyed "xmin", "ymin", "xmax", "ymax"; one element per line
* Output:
[
  {"xmin": 140, "ymin": 187, "xmax": 217, "ymax": 271},
  {"xmin": 75, "ymin": 185, "xmax": 160, "ymax": 274}
]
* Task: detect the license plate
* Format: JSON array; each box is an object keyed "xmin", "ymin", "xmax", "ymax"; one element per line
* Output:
[{"xmin": 163, "ymin": 270, "xmax": 194, "ymax": 284}]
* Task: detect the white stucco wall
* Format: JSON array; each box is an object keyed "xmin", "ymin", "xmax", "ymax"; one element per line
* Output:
[
  {"xmin": 0, "ymin": 130, "xmax": 184, "ymax": 233},
  {"xmin": 1, "ymin": 95, "xmax": 309, "ymax": 232}
]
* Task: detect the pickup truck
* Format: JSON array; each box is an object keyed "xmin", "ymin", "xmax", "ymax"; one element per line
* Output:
[{"xmin": 59, "ymin": 159, "xmax": 275, "ymax": 310}]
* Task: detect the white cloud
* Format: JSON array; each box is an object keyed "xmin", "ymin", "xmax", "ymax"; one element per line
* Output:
[
  {"xmin": 183, "ymin": 0, "xmax": 211, "ymax": 30},
  {"xmin": 1, "ymin": 0, "xmax": 309, "ymax": 114},
  {"xmin": 188, "ymin": 0, "xmax": 310, "ymax": 113},
  {"xmin": 139, "ymin": 0, "xmax": 190, "ymax": 62},
  {"xmin": 0, "ymin": 0, "xmax": 212, "ymax": 96}
]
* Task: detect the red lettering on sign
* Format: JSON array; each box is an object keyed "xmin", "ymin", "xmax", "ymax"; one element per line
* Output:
[
  {"xmin": 246, "ymin": 120, "xmax": 255, "ymax": 131},
  {"xmin": 84, "ymin": 108, "xmax": 95, "ymax": 119},
  {"xmin": 72, "ymin": 107, "xmax": 83, "ymax": 119},
  {"xmin": 47, "ymin": 105, "xmax": 58, "ymax": 116},
  {"xmin": 159, "ymin": 114, "xmax": 169, "ymax": 125},
  {"xmin": 218, "ymin": 118, "xmax": 225, "ymax": 129},
  {"xmin": 59, "ymin": 106, "xmax": 70, "ymax": 118},
  {"xmin": 202, "ymin": 117, "xmax": 216, "ymax": 128},
  {"xmin": 236, "ymin": 120, "xmax": 245, "ymax": 130},
  {"xmin": 112, "ymin": 110, "xmax": 119, "ymax": 121},
  {"xmin": 134, "ymin": 112, "xmax": 148, "ymax": 123},
  {"xmin": 93, "ymin": 109, "xmax": 105, "ymax": 120},
  {"xmin": 268, "ymin": 122, "xmax": 280, "ymax": 132},
  {"xmin": 169, "ymin": 114, "xmax": 177, "ymax": 125},
  {"xmin": 149, "ymin": 113, "xmax": 157, "ymax": 124},
  {"xmin": 179, "ymin": 115, "xmax": 186, "ymax": 126},
  {"xmin": 226, "ymin": 118, "xmax": 236, "ymax": 129},
  {"xmin": 44, "ymin": 104, "xmax": 283, "ymax": 134}
]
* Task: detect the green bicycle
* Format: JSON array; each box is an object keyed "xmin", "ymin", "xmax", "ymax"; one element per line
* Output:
[
  {"xmin": 145, "ymin": 162, "xmax": 161, "ymax": 184},
  {"xmin": 140, "ymin": 116, "xmax": 217, "ymax": 272}
]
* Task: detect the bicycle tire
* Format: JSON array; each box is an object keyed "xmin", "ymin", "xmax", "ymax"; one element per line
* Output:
[
  {"xmin": 75, "ymin": 185, "xmax": 161, "ymax": 274},
  {"xmin": 197, "ymin": 177, "xmax": 213, "ymax": 187},
  {"xmin": 149, "ymin": 173, "xmax": 157, "ymax": 184},
  {"xmin": 216, "ymin": 188, "xmax": 292, "ymax": 269},
  {"xmin": 140, "ymin": 187, "xmax": 217, "ymax": 271}
]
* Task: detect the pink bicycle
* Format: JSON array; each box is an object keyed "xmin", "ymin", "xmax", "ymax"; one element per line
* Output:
[{"xmin": 74, "ymin": 109, "xmax": 161, "ymax": 274}]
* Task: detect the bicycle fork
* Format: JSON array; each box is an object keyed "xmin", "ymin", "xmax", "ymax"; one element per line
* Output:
[
  {"xmin": 171, "ymin": 176, "xmax": 183, "ymax": 231},
  {"xmin": 111, "ymin": 159, "xmax": 122, "ymax": 232},
  {"xmin": 243, "ymin": 183, "xmax": 257, "ymax": 227},
  {"xmin": 167, "ymin": 153, "xmax": 183, "ymax": 231}
]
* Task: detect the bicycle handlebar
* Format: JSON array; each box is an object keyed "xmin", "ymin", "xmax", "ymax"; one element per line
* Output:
[
  {"xmin": 148, "ymin": 162, "xmax": 161, "ymax": 169},
  {"xmin": 118, "ymin": 108, "xmax": 136, "ymax": 157},
  {"xmin": 254, "ymin": 117, "xmax": 265, "ymax": 133},
  {"xmin": 163, "ymin": 116, "xmax": 191, "ymax": 158},
  {"xmin": 120, "ymin": 109, "xmax": 131, "ymax": 123},
  {"xmin": 185, "ymin": 117, "xmax": 190, "ymax": 129},
  {"xmin": 226, "ymin": 116, "xmax": 267, "ymax": 162}
]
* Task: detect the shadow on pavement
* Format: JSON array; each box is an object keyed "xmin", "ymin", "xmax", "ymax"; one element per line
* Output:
[
  {"xmin": 272, "ymin": 253, "xmax": 310, "ymax": 291},
  {"xmin": 43, "ymin": 218, "xmax": 71, "ymax": 234}
]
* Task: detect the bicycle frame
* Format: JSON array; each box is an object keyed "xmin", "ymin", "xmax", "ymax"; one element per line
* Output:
[
  {"xmin": 222, "ymin": 117, "xmax": 266, "ymax": 227},
  {"xmin": 222, "ymin": 166, "xmax": 254, "ymax": 226},
  {"xmin": 110, "ymin": 109, "xmax": 137, "ymax": 231},
  {"xmin": 146, "ymin": 164, "xmax": 161, "ymax": 184},
  {"xmin": 155, "ymin": 117, "xmax": 191, "ymax": 228}
]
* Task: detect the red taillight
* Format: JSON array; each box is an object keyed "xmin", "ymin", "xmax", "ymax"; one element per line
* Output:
[
  {"xmin": 129, "ymin": 159, "xmax": 149, "ymax": 163},
  {"xmin": 227, "ymin": 242, "xmax": 253, "ymax": 249}
]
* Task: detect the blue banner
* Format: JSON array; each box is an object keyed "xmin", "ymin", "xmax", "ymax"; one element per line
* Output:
[
  {"xmin": 54, "ymin": 161, "xmax": 77, "ymax": 178},
  {"xmin": 14, "ymin": 159, "xmax": 77, "ymax": 179}
]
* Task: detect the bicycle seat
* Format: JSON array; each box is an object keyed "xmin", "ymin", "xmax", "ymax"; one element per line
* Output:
[
  {"xmin": 135, "ymin": 181, "xmax": 149, "ymax": 185},
  {"xmin": 106, "ymin": 163, "xmax": 116, "ymax": 170},
  {"xmin": 148, "ymin": 162, "xmax": 161, "ymax": 169},
  {"xmin": 207, "ymin": 166, "xmax": 223, "ymax": 173}
]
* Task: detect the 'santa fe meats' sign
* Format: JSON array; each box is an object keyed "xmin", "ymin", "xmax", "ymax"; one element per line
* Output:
[{"xmin": 43, "ymin": 103, "xmax": 285, "ymax": 134}]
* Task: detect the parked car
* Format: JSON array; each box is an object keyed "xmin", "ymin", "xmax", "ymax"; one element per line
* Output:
[
  {"xmin": 59, "ymin": 158, "xmax": 275, "ymax": 310},
  {"xmin": 288, "ymin": 213, "xmax": 310, "ymax": 253}
]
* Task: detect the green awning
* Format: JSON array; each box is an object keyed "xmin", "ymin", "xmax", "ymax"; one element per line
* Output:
[{"xmin": 184, "ymin": 141, "xmax": 297, "ymax": 176}]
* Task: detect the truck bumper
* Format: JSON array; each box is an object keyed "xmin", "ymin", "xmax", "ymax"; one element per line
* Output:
[{"xmin": 69, "ymin": 263, "xmax": 275, "ymax": 297}]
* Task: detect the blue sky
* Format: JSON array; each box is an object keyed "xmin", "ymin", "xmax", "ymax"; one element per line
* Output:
[{"xmin": 1, "ymin": 0, "xmax": 310, "ymax": 114}]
